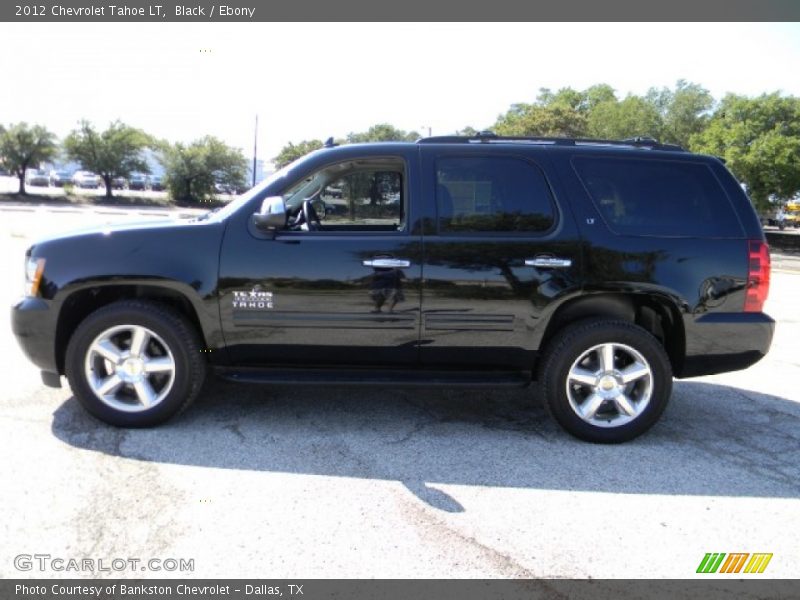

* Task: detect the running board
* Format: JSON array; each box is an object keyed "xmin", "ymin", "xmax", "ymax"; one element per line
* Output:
[{"xmin": 214, "ymin": 367, "xmax": 532, "ymax": 388}]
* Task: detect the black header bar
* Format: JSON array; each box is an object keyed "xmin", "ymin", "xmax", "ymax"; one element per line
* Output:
[{"xmin": 3, "ymin": 0, "xmax": 800, "ymax": 22}]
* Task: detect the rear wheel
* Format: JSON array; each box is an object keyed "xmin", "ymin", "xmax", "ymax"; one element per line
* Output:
[
  {"xmin": 539, "ymin": 319, "xmax": 672, "ymax": 443},
  {"xmin": 65, "ymin": 300, "xmax": 206, "ymax": 427}
]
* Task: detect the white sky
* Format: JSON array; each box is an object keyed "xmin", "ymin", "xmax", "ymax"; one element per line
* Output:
[{"xmin": 1, "ymin": 22, "xmax": 799, "ymax": 166}]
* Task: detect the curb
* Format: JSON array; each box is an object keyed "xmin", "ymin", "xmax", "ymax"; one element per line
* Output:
[{"xmin": 0, "ymin": 203, "xmax": 203, "ymax": 219}]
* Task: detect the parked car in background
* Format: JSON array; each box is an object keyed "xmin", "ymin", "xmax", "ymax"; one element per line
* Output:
[
  {"xmin": 49, "ymin": 170, "xmax": 73, "ymax": 187},
  {"xmin": 112, "ymin": 177, "xmax": 128, "ymax": 190},
  {"xmin": 215, "ymin": 182, "xmax": 234, "ymax": 195},
  {"xmin": 784, "ymin": 201, "xmax": 800, "ymax": 228},
  {"xmin": 214, "ymin": 181, "xmax": 249, "ymax": 195},
  {"xmin": 129, "ymin": 173, "xmax": 148, "ymax": 191},
  {"xmin": 149, "ymin": 176, "xmax": 164, "ymax": 191},
  {"xmin": 72, "ymin": 171, "xmax": 100, "ymax": 189},
  {"xmin": 25, "ymin": 169, "xmax": 50, "ymax": 187}
]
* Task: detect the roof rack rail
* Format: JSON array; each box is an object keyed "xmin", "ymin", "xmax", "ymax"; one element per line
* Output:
[{"xmin": 417, "ymin": 131, "xmax": 685, "ymax": 152}]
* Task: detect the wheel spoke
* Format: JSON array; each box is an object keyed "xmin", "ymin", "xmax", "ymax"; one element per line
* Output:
[
  {"xmin": 569, "ymin": 367, "xmax": 597, "ymax": 387},
  {"xmin": 620, "ymin": 361, "xmax": 650, "ymax": 384},
  {"xmin": 614, "ymin": 393, "xmax": 637, "ymax": 417},
  {"xmin": 567, "ymin": 340, "xmax": 655, "ymax": 429},
  {"xmin": 600, "ymin": 343, "xmax": 616, "ymax": 371},
  {"xmin": 129, "ymin": 326, "xmax": 150, "ymax": 358},
  {"xmin": 580, "ymin": 393, "xmax": 605, "ymax": 420},
  {"xmin": 96, "ymin": 374, "xmax": 123, "ymax": 397},
  {"xmin": 85, "ymin": 323, "xmax": 177, "ymax": 413},
  {"xmin": 133, "ymin": 380, "xmax": 157, "ymax": 407},
  {"xmin": 93, "ymin": 339, "xmax": 122, "ymax": 363},
  {"xmin": 144, "ymin": 356, "xmax": 174, "ymax": 374}
]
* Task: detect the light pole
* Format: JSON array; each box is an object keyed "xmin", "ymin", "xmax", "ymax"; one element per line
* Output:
[
  {"xmin": 252, "ymin": 114, "xmax": 258, "ymax": 187},
  {"xmin": 421, "ymin": 125, "xmax": 432, "ymax": 138}
]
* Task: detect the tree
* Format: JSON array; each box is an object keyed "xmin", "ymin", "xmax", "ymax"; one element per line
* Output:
[
  {"xmin": 273, "ymin": 140, "xmax": 324, "ymax": 169},
  {"xmin": 494, "ymin": 102, "xmax": 587, "ymax": 137},
  {"xmin": 493, "ymin": 87, "xmax": 589, "ymax": 137},
  {"xmin": 455, "ymin": 126, "xmax": 480, "ymax": 137},
  {"xmin": 0, "ymin": 123, "xmax": 57, "ymax": 195},
  {"xmin": 587, "ymin": 96, "xmax": 663, "ymax": 140},
  {"xmin": 273, "ymin": 124, "xmax": 419, "ymax": 169},
  {"xmin": 159, "ymin": 136, "xmax": 248, "ymax": 204},
  {"xmin": 690, "ymin": 92, "xmax": 800, "ymax": 211},
  {"xmin": 492, "ymin": 82, "xmax": 709, "ymax": 145},
  {"xmin": 346, "ymin": 123, "xmax": 419, "ymax": 143},
  {"xmin": 64, "ymin": 120, "xmax": 152, "ymax": 198},
  {"xmin": 646, "ymin": 80, "xmax": 713, "ymax": 148},
  {"xmin": 536, "ymin": 87, "xmax": 586, "ymax": 111},
  {"xmin": 583, "ymin": 84, "xmax": 617, "ymax": 112}
]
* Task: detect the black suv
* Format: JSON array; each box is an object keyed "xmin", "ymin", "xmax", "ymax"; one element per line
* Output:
[{"xmin": 11, "ymin": 134, "xmax": 774, "ymax": 442}]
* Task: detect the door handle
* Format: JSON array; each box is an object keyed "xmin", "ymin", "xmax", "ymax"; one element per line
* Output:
[
  {"xmin": 362, "ymin": 258, "xmax": 412, "ymax": 268},
  {"xmin": 525, "ymin": 256, "xmax": 572, "ymax": 268}
]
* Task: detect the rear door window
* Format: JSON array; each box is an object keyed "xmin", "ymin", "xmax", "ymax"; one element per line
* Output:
[
  {"xmin": 572, "ymin": 156, "xmax": 743, "ymax": 237},
  {"xmin": 436, "ymin": 156, "xmax": 556, "ymax": 234}
]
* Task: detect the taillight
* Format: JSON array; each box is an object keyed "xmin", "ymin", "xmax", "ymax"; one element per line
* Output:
[{"xmin": 744, "ymin": 240, "xmax": 770, "ymax": 313}]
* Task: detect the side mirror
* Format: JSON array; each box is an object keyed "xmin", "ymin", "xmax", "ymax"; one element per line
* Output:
[{"xmin": 252, "ymin": 196, "xmax": 286, "ymax": 231}]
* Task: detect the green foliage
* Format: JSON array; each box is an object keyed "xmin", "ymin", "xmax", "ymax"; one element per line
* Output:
[
  {"xmin": 587, "ymin": 96, "xmax": 663, "ymax": 140},
  {"xmin": 494, "ymin": 93, "xmax": 588, "ymax": 137},
  {"xmin": 494, "ymin": 81, "xmax": 712, "ymax": 144},
  {"xmin": 536, "ymin": 87, "xmax": 586, "ymax": 111},
  {"xmin": 273, "ymin": 140, "xmax": 324, "ymax": 169},
  {"xmin": 583, "ymin": 84, "xmax": 618, "ymax": 111},
  {"xmin": 0, "ymin": 122, "xmax": 58, "ymax": 195},
  {"xmin": 646, "ymin": 80, "xmax": 713, "ymax": 147},
  {"xmin": 346, "ymin": 123, "xmax": 419, "ymax": 143},
  {"xmin": 455, "ymin": 126, "xmax": 480, "ymax": 137},
  {"xmin": 494, "ymin": 102, "xmax": 584, "ymax": 137},
  {"xmin": 64, "ymin": 120, "xmax": 152, "ymax": 198},
  {"xmin": 159, "ymin": 136, "xmax": 248, "ymax": 204},
  {"xmin": 690, "ymin": 92, "xmax": 800, "ymax": 211},
  {"xmin": 273, "ymin": 124, "xmax": 419, "ymax": 169}
]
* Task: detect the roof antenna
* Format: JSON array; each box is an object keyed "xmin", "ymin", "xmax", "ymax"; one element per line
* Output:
[{"xmin": 324, "ymin": 137, "xmax": 338, "ymax": 148}]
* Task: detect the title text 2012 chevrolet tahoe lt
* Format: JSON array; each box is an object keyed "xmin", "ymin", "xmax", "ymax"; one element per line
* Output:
[{"xmin": 12, "ymin": 133, "xmax": 774, "ymax": 442}]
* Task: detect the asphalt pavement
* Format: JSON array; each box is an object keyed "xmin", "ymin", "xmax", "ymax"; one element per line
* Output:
[{"xmin": 1, "ymin": 208, "xmax": 798, "ymax": 579}]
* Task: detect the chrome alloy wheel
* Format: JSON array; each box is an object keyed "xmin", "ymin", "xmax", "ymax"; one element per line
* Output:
[
  {"xmin": 84, "ymin": 324, "xmax": 176, "ymax": 413},
  {"xmin": 565, "ymin": 342, "xmax": 653, "ymax": 428}
]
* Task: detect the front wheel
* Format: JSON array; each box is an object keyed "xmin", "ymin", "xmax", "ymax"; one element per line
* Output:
[
  {"xmin": 65, "ymin": 300, "xmax": 206, "ymax": 427},
  {"xmin": 538, "ymin": 319, "xmax": 673, "ymax": 443}
]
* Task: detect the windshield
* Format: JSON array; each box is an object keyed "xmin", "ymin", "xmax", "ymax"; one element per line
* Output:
[{"xmin": 203, "ymin": 160, "xmax": 299, "ymax": 221}]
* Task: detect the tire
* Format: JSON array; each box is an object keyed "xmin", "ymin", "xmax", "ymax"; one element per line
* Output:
[
  {"xmin": 65, "ymin": 300, "xmax": 206, "ymax": 427},
  {"xmin": 538, "ymin": 319, "xmax": 672, "ymax": 443}
]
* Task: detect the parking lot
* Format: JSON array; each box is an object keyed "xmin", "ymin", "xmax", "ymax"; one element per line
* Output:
[{"xmin": 0, "ymin": 206, "xmax": 798, "ymax": 579}]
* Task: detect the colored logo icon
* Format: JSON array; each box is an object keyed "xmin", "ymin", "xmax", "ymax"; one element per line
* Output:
[{"xmin": 696, "ymin": 553, "xmax": 773, "ymax": 574}]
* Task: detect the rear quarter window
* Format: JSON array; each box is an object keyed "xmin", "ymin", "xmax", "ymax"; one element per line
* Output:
[{"xmin": 571, "ymin": 156, "xmax": 743, "ymax": 237}]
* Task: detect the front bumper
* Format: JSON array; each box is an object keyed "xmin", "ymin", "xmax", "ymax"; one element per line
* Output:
[
  {"xmin": 11, "ymin": 296, "xmax": 59, "ymax": 376},
  {"xmin": 678, "ymin": 312, "xmax": 775, "ymax": 378}
]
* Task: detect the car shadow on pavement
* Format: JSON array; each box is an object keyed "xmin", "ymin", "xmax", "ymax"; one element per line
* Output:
[{"xmin": 51, "ymin": 378, "xmax": 800, "ymax": 509}]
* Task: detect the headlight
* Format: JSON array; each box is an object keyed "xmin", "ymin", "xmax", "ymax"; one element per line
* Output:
[{"xmin": 25, "ymin": 257, "xmax": 46, "ymax": 297}]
